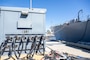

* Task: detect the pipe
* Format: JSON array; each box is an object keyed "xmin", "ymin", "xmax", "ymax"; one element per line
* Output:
[{"xmin": 77, "ymin": 9, "xmax": 83, "ymax": 21}]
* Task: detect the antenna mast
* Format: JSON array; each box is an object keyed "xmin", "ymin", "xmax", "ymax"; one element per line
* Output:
[{"xmin": 30, "ymin": 0, "xmax": 32, "ymax": 9}]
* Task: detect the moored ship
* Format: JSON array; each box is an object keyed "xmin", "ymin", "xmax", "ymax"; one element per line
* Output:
[{"xmin": 52, "ymin": 10, "xmax": 90, "ymax": 49}]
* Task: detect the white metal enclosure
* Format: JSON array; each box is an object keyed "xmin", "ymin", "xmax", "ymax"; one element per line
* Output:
[{"xmin": 0, "ymin": 6, "xmax": 46, "ymax": 44}]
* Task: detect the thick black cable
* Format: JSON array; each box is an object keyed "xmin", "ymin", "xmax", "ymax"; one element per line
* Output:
[
  {"xmin": 1, "ymin": 40, "xmax": 8, "ymax": 55},
  {"xmin": 5, "ymin": 45, "xmax": 15, "ymax": 60},
  {"xmin": 26, "ymin": 36, "xmax": 37, "ymax": 59},
  {"xmin": 25, "ymin": 37, "xmax": 30, "ymax": 53},
  {"xmin": 12, "ymin": 38, "xmax": 19, "ymax": 59},
  {"xmin": 17, "ymin": 38, "xmax": 23, "ymax": 57},
  {"xmin": 36, "ymin": 36, "xmax": 44, "ymax": 54}
]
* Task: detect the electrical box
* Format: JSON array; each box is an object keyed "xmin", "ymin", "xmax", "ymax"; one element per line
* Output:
[{"xmin": 0, "ymin": 6, "xmax": 46, "ymax": 44}]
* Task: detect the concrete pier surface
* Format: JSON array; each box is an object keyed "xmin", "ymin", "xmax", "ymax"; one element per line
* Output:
[
  {"xmin": 1, "ymin": 41, "xmax": 90, "ymax": 60},
  {"xmin": 45, "ymin": 41, "xmax": 90, "ymax": 59}
]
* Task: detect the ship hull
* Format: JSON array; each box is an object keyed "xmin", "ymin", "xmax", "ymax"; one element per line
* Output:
[{"xmin": 53, "ymin": 20, "xmax": 90, "ymax": 43}]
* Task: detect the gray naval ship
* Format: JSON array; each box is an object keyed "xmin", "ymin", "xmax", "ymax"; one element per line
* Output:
[{"xmin": 52, "ymin": 10, "xmax": 90, "ymax": 49}]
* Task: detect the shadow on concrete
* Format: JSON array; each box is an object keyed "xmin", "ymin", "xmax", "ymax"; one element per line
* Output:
[{"xmin": 65, "ymin": 43, "xmax": 90, "ymax": 53}]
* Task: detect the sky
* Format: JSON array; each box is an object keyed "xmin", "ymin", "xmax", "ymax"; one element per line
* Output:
[{"xmin": 0, "ymin": 0, "xmax": 90, "ymax": 30}]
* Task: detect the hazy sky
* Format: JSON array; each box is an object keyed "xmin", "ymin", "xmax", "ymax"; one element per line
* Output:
[{"xmin": 0, "ymin": 0, "xmax": 90, "ymax": 30}]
